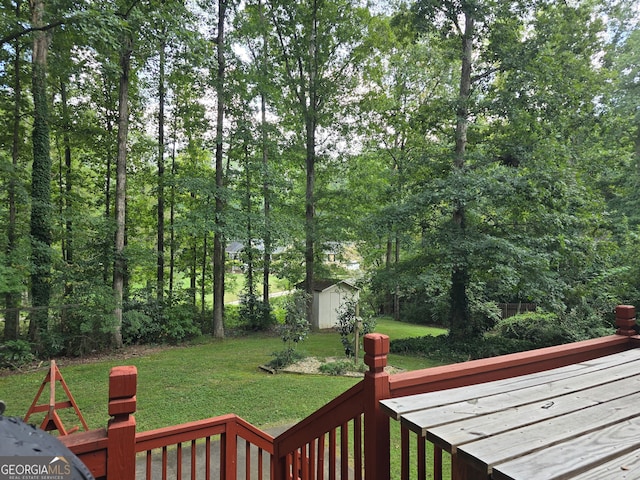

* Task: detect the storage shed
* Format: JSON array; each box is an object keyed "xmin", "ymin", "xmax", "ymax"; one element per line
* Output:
[{"xmin": 306, "ymin": 279, "xmax": 360, "ymax": 331}]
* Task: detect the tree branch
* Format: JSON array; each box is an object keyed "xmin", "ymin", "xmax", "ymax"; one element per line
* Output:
[
  {"xmin": 471, "ymin": 66, "xmax": 500, "ymax": 84},
  {"xmin": 0, "ymin": 19, "xmax": 65, "ymax": 45}
]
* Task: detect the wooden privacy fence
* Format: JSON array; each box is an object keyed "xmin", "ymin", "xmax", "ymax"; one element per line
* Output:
[
  {"xmin": 497, "ymin": 303, "xmax": 537, "ymax": 319},
  {"xmin": 59, "ymin": 305, "xmax": 640, "ymax": 480}
]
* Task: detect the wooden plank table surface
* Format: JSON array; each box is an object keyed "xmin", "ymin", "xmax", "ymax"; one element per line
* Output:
[{"xmin": 380, "ymin": 348, "xmax": 640, "ymax": 479}]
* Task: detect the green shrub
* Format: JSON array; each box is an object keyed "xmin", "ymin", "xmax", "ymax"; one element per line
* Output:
[
  {"xmin": 319, "ymin": 360, "xmax": 349, "ymax": 375},
  {"xmin": 161, "ymin": 304, "xmax": 201, "ymax": 344},
  {"xmin": 390, "ymin": 334, "xmax": 535, "ymax": 363},
  {"xmin": 239, "ymin": 293, "xmax": 276, "ymax": 331},
  {"xmin": 224, "ymin": 304, "xmax": 242, "ymax": 330},
  {"xmin": 268, "ymin": 348, "xmax": 304, "ymax": 369},
  {"xmin": 269, "ymin": 296, "xmax": 287, "ymax": 323},
  {"xmin": 335, "ymin": 298, "xmax": 375, "ymax": 358},
  {"xmin": 270, "ymin": 291, "xmax": 310, "ymax": 367},
  {"xmin": 48, "ymin": 285, "xmax": 116, "ymax": 356},
  {"xmin": 562, "ymin": 300, "xmax": 616, "ymax": 341},
  {"xmin": 319, "ymin": 359, "xmax": 367, "ymax": 376},
  {"xmin": 494, "ymin": 312, "xmax": 572, "ymax": 347},
  {"xmin": 122, "ymin": 310, "xmax": 159, "ymax": 345},
  {"xmin": 0, "ymin": 340, "xmax": 35, "ymax": 369},
  {"xmin": 123, "ymin": 295, "xmax": 201, "ymax": 345},
  {"xmin": 399, "ymin": 295, "xmax": 448, "ymax": 327}
]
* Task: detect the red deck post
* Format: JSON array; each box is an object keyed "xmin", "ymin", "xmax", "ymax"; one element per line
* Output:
[
  {"xmin": 616, "ymin": 305, "xmax": 637, "ymax": 336},
  {"xmin": 363, "ymin": 333, "xmax": 391, "ymax": 480},
  {"xmin": 107, "ymin": 365, "xmax": 137, "ymax": 480}
]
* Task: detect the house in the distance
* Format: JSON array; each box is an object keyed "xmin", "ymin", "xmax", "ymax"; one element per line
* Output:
[
  {"xmin": 225, "ymin": 240, "xmax": 286, "ymax": 273},
  {"xmin": 322, "ymin": 242, "xmax": 361, "ymax": 271}
]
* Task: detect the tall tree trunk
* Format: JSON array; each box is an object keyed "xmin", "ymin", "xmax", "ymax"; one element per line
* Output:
[
  {"xmin": 245, "ymin": 147, "xmax": 255, "ymax": 309},
  {"xmin": 260, "ymin": 0, "xmax": 271, "ymax": 314},
  {"xmin": 113, "ymin": 36, "xmax": 133, "ymax": 349},
  {"xmin": 189, "ymin": 239, "xmax": 196, "ymax": 306},
  {"xmin": 303, "ymin": 0, "xmax": 319, "ymax": 325},
  {"xmin": 394, "ymin": 234, "xmax": 400, "ymax": 321},
  {"xmin": 304, "ymin": 114, "xmax": 316, "ymax": 324},
  {"xmin": 5, "ymin": 6, "xmax": 22, "ymax": 341},
  {"xmin": 60, "ymin": 81, "xmax": 73, "ymax": 276},
  {"xmin": 59, "ymin": 80, "xmax": 73, "ymax": 329},
  {"xmin": 29, "ymin": 0, "xmax": 52, "ymax": 346},
  {"xmin": 212, "ymin": 0, "xmax": 227, "ymax": 338},
  {"xmin": 449, "ymin": 12, "xmax": 474, "ymax": 339},
  {"xmin": 261, "ymin": 97, "xmax": 271, "ymax": 314},
  {"xmin": 102, "ymin": 70, "xmax": 115, "ymax": 284},
  {"xmin": 157, "ymin": 37, "xmax": 166, "ymax": 303},
  {"xmin": 169, "ymin": 114, "xmax": 177, "ymax": 299},
  {"xmin": 382, "ymin": 235, "xmax": 392, "ymax": 315},
  {"xmin": 201, "ymin": 233, "xmax": 207, "ymax": 317},
  {"xmin": 635, "ymin": 127, "xmax": 640, "ymax": 172}
]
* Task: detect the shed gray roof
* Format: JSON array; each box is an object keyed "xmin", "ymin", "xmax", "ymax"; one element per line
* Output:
[{"xmin": 296, "ymin": 279, "xmax": 359, "ymax": 292}]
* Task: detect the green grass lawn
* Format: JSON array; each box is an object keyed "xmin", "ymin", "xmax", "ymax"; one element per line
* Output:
[
  {"xmin": 0, "ymin": 318, "xmax": 447, "ymax": 476},
  {"xmin": 1, "ymin": 318, "xmax": 444, "ymax": 431}
]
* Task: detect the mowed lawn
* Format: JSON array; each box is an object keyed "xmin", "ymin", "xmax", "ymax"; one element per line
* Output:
[{"xmin": 0, "ymin": 319, "xmax": 445, "ymax": 433}]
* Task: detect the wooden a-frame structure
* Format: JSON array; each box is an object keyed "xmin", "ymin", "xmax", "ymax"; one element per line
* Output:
[{"xmin": 24, "ymin": 360, "xmax": 89, "ymax": 435}]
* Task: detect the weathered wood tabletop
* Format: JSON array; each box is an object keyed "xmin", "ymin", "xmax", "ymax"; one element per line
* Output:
[{"xmin": 380, "ymin": 348, "xmax": 640, "ymax": 479}]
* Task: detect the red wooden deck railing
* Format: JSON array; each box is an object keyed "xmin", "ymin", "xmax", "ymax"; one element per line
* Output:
[{"xmin": 59, "ymin": 305, "xmax": 640, "ymax": 480}]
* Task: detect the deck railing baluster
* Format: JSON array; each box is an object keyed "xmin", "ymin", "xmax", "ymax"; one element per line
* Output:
[
  {"xmin": 190, "ymin": 440, "xmax": 196, "ymax": 480},
  {"xmin": 161, "ymin": 446, "xmax": 168, "ymax": 480},
  {"xmin": 176, "ymin": 442, "xmax": 182, "ymax": 480},
  {"xmin": 304, "ymin": 443, "xmax": 311, "ymax": 480},
  {"xmin": 354, "ymin": 415, "xmax": 362, "ymax": 480},
  {"xmin": 329, "ymin": 428, "xmax": 337, "ymax": 480},
  {"xmin": 317, "ymin": 433, "xmax": 325, "ymax": 479},
  {"xmin": 146, "ymin": 450, "xmax": 153, "ymax": 480},
  {"xmin": 340, "ymin": 423, "xmax": 348, "ymax": 480},
  {"xmin": 205, "ymin": 437, "xmax": 211, "ymax": 479},
  {"xmin": 311, "ymin": 439, "xmax": 318, "ymax": 480},
  {"xmin": 245, "ymin": 440, "xmax": 250, "ymax": 480}
]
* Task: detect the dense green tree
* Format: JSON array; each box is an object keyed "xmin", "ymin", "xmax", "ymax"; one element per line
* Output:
[
  {"xmin": 212, "ymin": 0, "xmax": 229, "ymax": 338},
  {"xmin": 28, "ymin": 0, "xmax": 53, "ymax": 346},
  {"xmin": 1, "ymin": 0, "xmax": 30, "ymax": 341},
  {"xmin": 264, "ymin": 0, "xmax": 371, "ymax": 322},
  {"xmin": 1, "ymin": 0, "xmax": 639, "ymax": 354},
  {"xmin": 366, "ymin": 0, "xmax": 621, "ymax": 337}
]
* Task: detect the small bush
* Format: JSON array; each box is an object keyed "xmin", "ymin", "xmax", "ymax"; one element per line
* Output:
[
  {"xmin": 224, "ymin": 305, "xmax": 242, "ymax": 330},
  {"xmin": 0, "ymin": 340, "xmax": 35, "ymax": 369},
  {"xmin": 50, "ymin": 285, "xmax": 116, "ymax": 356},
  {"xmin": 390, "ymin": 334, "xmax": 535, "ymax": 363},
  {"xmin": 494, "ymin": 312, "xmax": 572, "ymax": 348},
  {"xmin": 270, "ymin": 291, "xmax": 310, "ymax": 368},
  {"xmin": 319, "ymin": 359, "xmax": 367, "ymax": 376},
  {"xmin": 122, "ymin": 310, "xmax": 159, "ymax": 345},
  {"xmin": 123, "ymin": 291, "xmax": 201, "ymax": 345},
  {"xmin": 239, "ymin": 293, "xmax": 276, "ymax": 331},
  {"xmin": 319, "ymin": 360, "xmax": 349, "ymax": 375},
  {"xmin": 335, "ymin": 298, "xmax": 375, "ymax": 358},
  {"xmin": 161, "ymin": 304, "xmax": 201, "ymax": 344},
  {"xmin": 268, "ymin": 348, "xmax": 304, "ymax": 369}
]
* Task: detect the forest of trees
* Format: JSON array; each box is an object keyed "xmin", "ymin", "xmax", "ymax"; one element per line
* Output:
[{"xmin": 1, "ymin": 0, "xmax": 640, "ymax": 357}]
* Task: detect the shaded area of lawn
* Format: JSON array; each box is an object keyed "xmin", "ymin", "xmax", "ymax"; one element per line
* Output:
[{"xmin": 0, "ymin": 318, "xmax": 445, "ymax": 433}]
